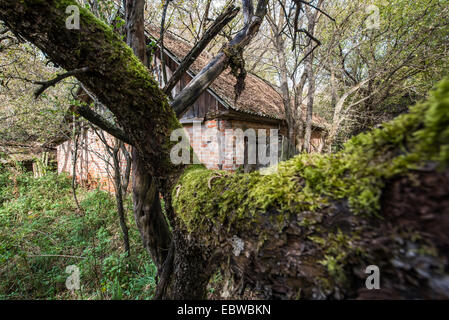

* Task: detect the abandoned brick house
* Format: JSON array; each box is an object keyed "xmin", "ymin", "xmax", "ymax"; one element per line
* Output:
[{"xmin": 56, "ymin": 27, "xmax": 327, "ymax": 191}]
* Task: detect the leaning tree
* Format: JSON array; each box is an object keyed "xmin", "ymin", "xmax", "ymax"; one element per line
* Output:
[{"xmin": 1, "ymin": 0, "xmax": 449, "ymax": 299}]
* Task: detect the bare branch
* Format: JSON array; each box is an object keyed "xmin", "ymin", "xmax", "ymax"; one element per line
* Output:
[
  {"xmin": 170, "ymin": 0, "xmax": 269, "ymax": 116},
  {"xmin": 74, "ymin": 104, "xmax": 133, "ymax": 145},
  {"xmin": 160, "ymin": 0, "xmax": 173, "ymax": 86},
  {"xmin": 163, "ymin": 4, "xmax": 240, "ymax": 94},
  {"xmin": 34, "ymin": 67, "xmax": 89, "ymax": 98}
]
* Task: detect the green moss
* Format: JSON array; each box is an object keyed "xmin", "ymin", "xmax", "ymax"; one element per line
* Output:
[
  {"xmin": 49, "ymin": 0, "xmax": 170, "ymax": 103},
  {"xmin": 173, "ymin": 77, "xmax": 449, "ymax": 237},
  {"xmin": 318, "ymin": 230, "xmax": 363, "ymax": 286}
]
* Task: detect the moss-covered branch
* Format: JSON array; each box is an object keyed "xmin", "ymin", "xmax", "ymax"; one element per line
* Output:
[{"xmin": 173, "ymin": 78, "xmax": 449, "ymax": 299}]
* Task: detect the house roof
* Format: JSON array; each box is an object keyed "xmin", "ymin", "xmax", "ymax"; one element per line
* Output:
[{"xmin": 146, "ymin": 26, "xmax": 328, "ymax": 129}]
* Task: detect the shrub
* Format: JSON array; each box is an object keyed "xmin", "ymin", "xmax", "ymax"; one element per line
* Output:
[{"xmin": 0, "ymin": 169, "xmax": 156, "ymax": 300}]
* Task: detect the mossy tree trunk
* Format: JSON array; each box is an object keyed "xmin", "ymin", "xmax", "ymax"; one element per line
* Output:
[
  {"xmin": 124, "ymin": 0, "xmax": 172, "ymax": 274},
  {"xmin": 1, "ymin": 0, "xmax": 449, "ymax": 299}
]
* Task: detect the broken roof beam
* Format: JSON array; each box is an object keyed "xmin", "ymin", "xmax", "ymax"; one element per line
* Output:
[
  {"xmin": 163, "ymin": 4, "xmax": 240, "ymax": 95},
  {"xmin": 170, "ymin": 0, "xmax": 269, "ymax": 117}
]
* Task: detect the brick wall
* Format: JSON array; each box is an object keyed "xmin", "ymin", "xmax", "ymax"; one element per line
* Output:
[
  {"xmin": 181, "ymin": 119, "xmax": 286, "ymax": 171},
  {"xmin": 57, "ymin": 129, "xmax": 131, "ymax": 193},
  {"xmin": 57, "ymin": 120, "xmax": 323, "ymax": 192}
]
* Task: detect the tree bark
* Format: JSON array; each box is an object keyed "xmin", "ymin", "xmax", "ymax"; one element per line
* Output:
[
  {"xmin": 302, "ymin": 4, "xmax": 320, "ymax": 153},
  {"xmin": 270, "ymin": 10, "xmax": 296, "ymax": 157},
  {"xmin": 171, "ymin": 77, "xmax": 449, "ymax": 298},
  {"xmin": 124, "ymin": 0, "xmax": 172, "ymax": 273},
  {"xmin": 112, "ymin": 140, "xmax": 130, "ymax": 256}
]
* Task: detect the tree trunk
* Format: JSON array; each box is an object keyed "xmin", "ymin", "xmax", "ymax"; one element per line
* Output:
[
  {"xmin": 303, "ymin": 59, "xmax": 314, "ymax": 153},
  {"xmin": 302, "ymin": 5, "xmax": 319, "ymax": 153},
  {"xmin": 271, "ymin": 11, "xmax": 296, "ymax": 157},
  {"xmin": 132, "ymin": 148, "xmax": 172, "ymax": 273},
  {"xmin": 124, "ymin": 0, "xmax": 172, "ymax": 274}
]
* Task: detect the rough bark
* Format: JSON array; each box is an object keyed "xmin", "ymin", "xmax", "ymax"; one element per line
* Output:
[
  {"xmin": 124, "ymin": 0, "xmax": 172, "ymax": 273},
  {"xmin": 112, "ymin": 140, "xmax": 131, "ymax": 256},
  {"xmin": 132, "ymin": 147, "xmax": 172, "ymax": 273},
  {"xmin": 219, "ymin": 168, "xmax": 449, "ymax": 299},
  {"xmin": 172, "ymin": 78, "xmax": 449, "ymax": 298},
  {"xmin": 294, "ymin": 70, "xmax": 308, "ymax": 152}
]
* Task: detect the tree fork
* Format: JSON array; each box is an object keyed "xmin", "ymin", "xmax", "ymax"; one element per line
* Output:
[{"xmin": 124, "ymin": 0, "xmax": 173, "ymax": 276}]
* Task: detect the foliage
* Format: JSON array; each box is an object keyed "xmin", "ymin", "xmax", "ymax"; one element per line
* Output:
[
  {"xmin": 315, "ymin": 0, "xmax": 449, "ymax": 144},
  {"xmin": 0, "ymin": 170, "xmax": 156, "ymax": 300},
  {"xmin": 0, "ymin": 40, "xmax": 71, "ymax": 144}
]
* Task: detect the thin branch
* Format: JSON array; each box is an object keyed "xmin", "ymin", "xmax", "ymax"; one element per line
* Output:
[
  {"xmin": 74, "ymin": 104, "xmax": 133, "ymax": 145},
  {"xmin": 34, "ymin": 67, "xmax": 89, "ymax": 98},
  {"xmin": 170, "ymin": 0, "xmax": 269, "ymax": 116},
  {"xmin": 71, "ymin": 84, "xmax": 133, "ymax": 145}
]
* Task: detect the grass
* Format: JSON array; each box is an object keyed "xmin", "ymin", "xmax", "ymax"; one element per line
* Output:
[{"xmin": 0, "ymin": 166, "xmax": 157, "ymax": 300}]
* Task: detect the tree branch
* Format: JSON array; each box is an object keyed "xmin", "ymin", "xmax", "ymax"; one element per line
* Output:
[
  {"xmin": 163, "ymin": 4, "xmax": 240, "ymax": 94},
  {"xmin": 74, "ymin": 104, "xmax": 133, "ymax": 145},
  {"xmin": 34, "ymin": 67, "xmax": 89, "ymax": 98},
  {"xmin": 298, "ymin": 0, "xmax": 335, "ymax": 23},
  {"xmin": 159, "ymin": 0, "xmax": 172, "ymax": 86},
  {"xmin": 170, "ymin": 0, "xmax": 269, "ymax": 117}
]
